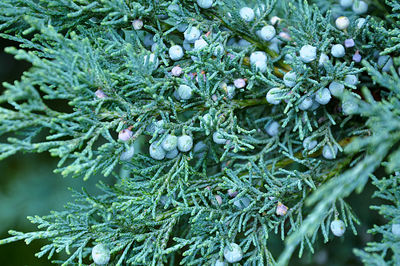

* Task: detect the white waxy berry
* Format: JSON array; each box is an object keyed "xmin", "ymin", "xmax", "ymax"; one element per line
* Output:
[
  {"xmin": 283, "ymin": 71, "xmax": 297, "ymax": 87},
  {"xmin": 224, "ymin": 243, "xmax": 243, "ymax": 263},
  {"xmin": 340, "ymin": 0, "xmax": 353, "ymax": 8},
  {"xmin": 322, "ymin": 144, "xmax": 338, "ymax": 160},
  {"xmin": 344, "ymin": 74, "xmax": 358, "ymax": 86},
  {"xmin": 352, "ymin": 0, "xmax": 368, "ymax": 14},
  {"xmin": 303, "ymin": 137, "xmax": 318, "ymax": 150},
  {"xmin": 270, "ymin": 16, "xmax": 281, "ymax": 25},
  {"xmin": 329, "ymin": 82, "xmax": 345, "ymax": 97},
  {"xmin": 266, "ymin": 88, "xmax": 282, "ymax": 105},
  {"xmin": 120, "ymin": 145, "xmax": 135, "ymax": 161},
  {"xmin": 215, "ymin": 259, "xmax": 227, "ymax": 266},
  {"xmin": 194, "ymin": 38, "xmax": 208, "ymax": 51},
  {"xmin": 378, "ymin": 55, "xmax": 393, "ymax": 72},
  {"xmin": 299, "ymin": 97, "xmax": 313, "ymax": 110},
  {"xmin": 265, "ymin": 121, "xmax": 280, "ymax": 136},
  {"xmin": 92, "ymin": 244, "xmax": 110, "ymax": 265},
  {"xmin": 392, "ymin": 223, "xmax": 400, "ymax": 236},
  {"xmin": 95, "ymin": 89, "xmax": 107, "ymax": 99},
  {"xmin": 177, "ymin": 85, "xmax": 193, "ymax": 100},
  {"xmin": 250, "ymin": 51, "xmax": 268, "ymax": 65},
  {"xmin": 315, "ymin": 88, "xmax": 332, "ymax": 105},
  {"xmin": 169, "ymin": 45, "xmax": 184, "ymax": 61},
  {"xmin": 197, "ymin": 0, "xmax": 213, "ymax": 9},
  {"xmin": 149, "ymin": 142, "xmax": 166, "ymax": 160},
  {"xmin": 260, "ymin": 25, "xmax": 276, "ymax": 41},
  {"xmin": 184, "ymin": 27, "xmax": 201, "ymax": 43},
  {"xmin": 213, "ymin": 132, "xmax": 227, "ymax": 144},
  {"xmin": 165, "ymin": 148, "xmax": 179, "ymax": 159},
  {"xmin": 171, "ymin": 66, "xmax": 183, "ymax": 76},
  {"xmin": 234, "ymin": 78, "xmax": 246, "ymax": 89},
  {"xmin": 330, "ymin": 219, "xmax": 346, "ymax": 237},
  {"xmin": 161, "ymin": 134, "xmax": 178, "ymax": 151},
  {"xmin": 254, "ymin": 60, "xmax": 267, "ymax": 72},
  {"xmin": 300, "ymin": 45, "xmax": 317, "ymax": 63},
  {"xmin": 132, "ymin": 19, "xmax": 143, "ymax": 30},
  {"xmin": 118, "ymin": 129, "xmax": 133, "ymax": 142},
  {"xmin": 276, "ymin": 202, "xmax": 288, "ymax": 216},
  {"xmin": 336, "ymin": 16, "xmax": 350, "ymax": 30},
  {"xmin": 331, "ymin": 44, "xmax": 345, "ymax": 58},
  {"xmin": 239, "ymin": 7, "xmax": 255, "ymax": 22},
  {"xmin": 177, "ymin": 135, "xmax": 193, "ymax": 152},
  {"xmin": 319, "ymin": 53, "xmax": 330, "ymax": 66}
]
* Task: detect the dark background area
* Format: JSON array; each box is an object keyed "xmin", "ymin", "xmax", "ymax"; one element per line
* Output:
[{"xmin": 0, "ymin": 37, "xmax": 388, "ymax": 265}]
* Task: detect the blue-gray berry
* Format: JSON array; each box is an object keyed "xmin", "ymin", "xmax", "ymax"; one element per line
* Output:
[
  {"xmin": 299, "ymin": 97, "xmax": 313, "ymax": 110},
  {"xmin": 303, "ymin": 137, "xmax": 318, "ymax": 150},
  {"xmin": 169, "ymin": 45, "xmax": 184, "ymax": 61},
  {"xmin": 322, "ymin": 144, "xmax": 338, "ymax": 160},
  {"xmin": 177, "ymin": 135, "xmax": 193, "ymax": 152},
  {"xmin": 177, "ymin": 85, "xmax": 193, "ymax": 100},
  {"xmin": 161, "ymin": 134, "xmax": 178, "ymax": 151},
  {"xmin": 331, "ymin": 44, "xmax": 345, "ymax": 58},
  {"xmin": 315, "ymin": 88, "xmax": 332, "ymax": 105},
  {"xmin": 328, "ymin": 82, "xmax": 344, "ymax": 97},
  {"xmin": 283, "ymin": 71, "xmax": 297, "ymax": 87},
  {"xmin": 149, "ymin": 142, "xmax": 166, "ymax": 160},
  {"xmin": 300, "ymin": 45, "xmax": 317, "ymax": 63},
  {"xmin": 92, "ymin": 244, "xmax": 110, "ymax": 265}
]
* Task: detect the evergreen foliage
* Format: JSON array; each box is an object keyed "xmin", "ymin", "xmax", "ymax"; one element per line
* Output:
[{"xmin": 0, "ymin": 0, "xmax": 399, "ymax": 265}]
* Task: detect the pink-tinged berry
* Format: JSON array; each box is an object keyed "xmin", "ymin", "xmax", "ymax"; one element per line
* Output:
[
  {"xmin": 95, "ymin": 89, "xmax": 107, "ymax": 99},
  {"xmin": 118, "ymin": 128, "xmax": 133, "ymax": 142},
  {"xmin": 234, "ymin": 78, "xmax": 246, "ymax": 89},
  {"xmin": 171, "ymin": 66, "xmax": 183, "ymax": 76},
  {"xmin": 344, "ymin": 38, "xmax": 355, "ymax": 48},
  {"xmin": 353, "ymin": 51, "xmax": 362, "ymax": 62},
  {"xmin": 276, "ymin": 202, "xmax": 288, "ymax": 216},
  {"xmin": 132, "ymin": 19, "xmax": 143, "ymax": 30}
]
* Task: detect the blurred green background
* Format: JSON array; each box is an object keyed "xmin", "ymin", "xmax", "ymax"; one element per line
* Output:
[{"xmin": 0, "ymin": 37, "xmax": 388, "ymax": 265}]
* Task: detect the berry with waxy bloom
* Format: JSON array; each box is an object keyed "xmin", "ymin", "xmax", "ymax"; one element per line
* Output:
[
  {"xmin": 276, "ymin": 202, "xmax": 288, "ymax": 216},
  {"xmin": 331, "ymin": 44, "xmax": 345, "ymax": 58},
  {"xmin": 118, "ymin": 128, "xmax": 133, "ymax": 142},
  {"xmin": 177, "ymin": 135, "xmax": 193, "ymax": 152},
  {"xmin": 331, "ymin": 219, "xmax": 346, "ymax": 237},
  {"xmin": 224, "ymin": 243, "xmax": 243, "ymax": 263},
  {"xmin": 300, "ymin": 45, "xmax": 317, "ymax": 63},
  {"xmin": 149, "ymin": 142, "xmax": 166, "ymax": 160},
  {"xmin": 92, "ymin": 244, "xmax": 110, "ymax": 265},
  {"xmin": 95, "ymin": 89, "xmax": 107, "ymax": 99},
  {"xmin": 234, "ymin": 78, "xmax": 246, "ymax": 89},
  {"xmin": 132, "ymin": 19, "xmax": 143, "ymax": 30},
  {"xmin": 239, "ymin": 7, "xmax": 255, "ymax": 22},
  {"xmin": 335, "ymin": 16, "xmax": 350, "ymax": 30},
  {"xmin": 171, "ymin": 66, "xmax": 183, "ymax": 76}
]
